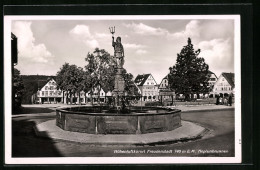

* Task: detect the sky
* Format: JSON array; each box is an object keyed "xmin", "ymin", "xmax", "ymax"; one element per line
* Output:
[{"xmin": 11, "ymin": 18, "xmax": 235, "ymax": 83}]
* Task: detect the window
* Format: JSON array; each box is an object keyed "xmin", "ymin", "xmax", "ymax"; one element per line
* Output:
[
  {"xmin": 37, "ymin": 91, "xmax": 40, "ymax": 96},
  {"xmin": 58, "ymin": 91, "xmax": 62, "ymax": 95},
  {"xmin": 50, "ymin": 91, "xmax": 53, "ymax": 96},
  {"xmin": 147, "ymin": 82, "xmax": 149, "ymax": 85},
  {"xmin": 42, "ymin": 91, "xmax": 44, "ymax": 96},
  {"xmin": 45, "ymin": 91, "xmax": 48, "ymax": 96},
  {"xmin": 50, "ymin": 86, "xmax": 54, "ymax": 90},
  {"xmin": 45, "ymin": 86, "xmax": 48, "ymax": 90},
  {"xmin": 101, "ymin": 93, "xmax": 104, "ymax": 96}
]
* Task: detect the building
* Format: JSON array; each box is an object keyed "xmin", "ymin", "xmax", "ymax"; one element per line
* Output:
[
  {"xmin": 208, "ymin": 70, "xmax": 218, "ymax": 88},
  {"xmin": 35, "ymin": 78, "xmax": 63, "ymax": 104},
  {"xmin": 134, "ymin": 74, "xmax": 159, "ymax": 101},
  {"xmin": 63, "ymin": 86, "xmax": 113, "ymax": 104},
  {"xmin": 85, "ymin": 86, "xmax": 112, "ymax": 103},
  {"xmin": 158, "ymin": 75, "xmax": 175, "ymax": 105},
  {"xmin": 213, "ymin": 72, "xmax": 235, "ymax": 97}
]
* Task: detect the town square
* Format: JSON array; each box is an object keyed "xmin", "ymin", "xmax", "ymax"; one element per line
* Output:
[{"xmin": 6, "ymin": 15, "xmax": 240, "ymax": 164}]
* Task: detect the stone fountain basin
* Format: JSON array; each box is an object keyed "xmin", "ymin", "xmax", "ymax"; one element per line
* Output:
[{"xmin": 56, "ymin": 106, "xmax": 181, "ymax": 135}]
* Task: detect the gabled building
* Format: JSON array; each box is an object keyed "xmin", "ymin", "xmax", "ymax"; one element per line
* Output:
[
  {"xmin": 213, "ymin": 72, "xmax": 235, "ymax": 97},
  {"xmin": 35, "ymin": 78, "xmax": 63, "ymax": 104},
  {"xmin": 134, "ymin": 74, "xmax": 158, "ymax": 101},
  {"xmin": 208, "ymin": 70, "xmax": 218, "ymax": 89},
  {"xmin": 158, "ymin": 75, "xmax": 175, "ymax": 105},
  {"xmin": 64, "ymin": 85, "xmax": 113, "ymax": 104}
]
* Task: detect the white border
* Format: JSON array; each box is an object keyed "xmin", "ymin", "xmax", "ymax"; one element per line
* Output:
[{"xmin": 4, "ymin": 15, "xmax": 241, "ymax": 164}]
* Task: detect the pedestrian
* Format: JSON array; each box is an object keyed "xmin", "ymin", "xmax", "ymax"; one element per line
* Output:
[
  {"xmin": 224, "ymin": 97, "xmax": 227, "ymax": 105},
  {"xmin": 216, "ymin": 95, "xmax": 219, "ymax": 105},
  {"xmin": 219, "ymin": 97, "xmax": 223, "ymax": 105},
  {"xmin": 229, "ymin": 93, "xmax": 233, "ymax": 106}
]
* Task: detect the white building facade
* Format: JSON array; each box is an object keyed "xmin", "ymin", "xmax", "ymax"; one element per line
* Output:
[
  {"xmin": 134, "ymin": 74, "xmax": 159, "ymax": 101},
  {"xmin": 36, "ymin": 78, "xmax": 63, "ymax": 103},
  {"xmin": 213, "ymin": 72, "xmax": 235, "ymax": 97}
]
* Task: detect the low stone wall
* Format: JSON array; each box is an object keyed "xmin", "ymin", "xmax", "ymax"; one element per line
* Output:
[{"xmin": 56, "ymin": 106, "xmax": 181, "ymax": 134}]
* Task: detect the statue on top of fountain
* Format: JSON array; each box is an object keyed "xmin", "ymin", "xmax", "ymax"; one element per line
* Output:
[{"xmin": 112, "ymin": 36, "xmax": 124, "ymax": 68}]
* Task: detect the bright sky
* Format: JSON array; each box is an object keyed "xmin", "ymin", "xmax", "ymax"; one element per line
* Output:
[{"xmin": 12, "ymin": 18, "xmax": 235, "ymax": 83}]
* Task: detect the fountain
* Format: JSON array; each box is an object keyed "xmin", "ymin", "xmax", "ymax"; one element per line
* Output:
[{"xmin": 56, "ymin": 27, "xmax": 182, "ymax": 134}]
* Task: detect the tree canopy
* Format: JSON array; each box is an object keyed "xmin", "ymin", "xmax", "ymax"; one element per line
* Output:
[
  {"xmin": 56, "ymin": 48, "xmax": 140, "ymax": 104},
  {"xmin": 85, "ymin": 48, "xmax": 140, "ymax": 97},
  {"xmin": 13, "ymin": 68, "xmax": 24, "ymax": 108},
  {"xmin": 168, "ymin": 38, "xmax": 210, "ymax": 100},
  {"xmin": 56, "ymin": 63, "xmax": 85, "ymax": 104}
]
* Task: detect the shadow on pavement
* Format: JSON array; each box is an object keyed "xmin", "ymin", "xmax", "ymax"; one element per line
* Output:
[
  {"xmin": 13, "ymin": 106, "xmax": 54, "ymax": 115},
  {"xmin": 12, "ymin": 118, "xmax": 62, "ymax": 157}
]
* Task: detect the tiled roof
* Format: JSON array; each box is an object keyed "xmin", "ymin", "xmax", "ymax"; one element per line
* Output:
[
  {"xmin": 134, "ymin": 74, "xmax": 151, "ymax": 86},
  {"xmin": 222, "ymin": 72, "xmax": 235, "ymax": 88}
]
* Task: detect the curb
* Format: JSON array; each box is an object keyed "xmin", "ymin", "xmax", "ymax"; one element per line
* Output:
[
  {"xmin": 34, "ymin": 120, "xmax": 209, "ymax": 146},
  {"xmin": 181, "ymin": 107, "xmax": 234, "ymax": 113}
]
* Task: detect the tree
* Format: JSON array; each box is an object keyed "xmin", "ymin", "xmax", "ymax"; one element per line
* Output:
[
  {"xmin": 85, "ymin": 48, "xmax": 116, "ymax": 104},
  {"xmin": 56, "ymin": 63, "xmax": 84, "ymax": 104},
  {"xmin": 121, "ymin": 69, "xmax": 140, "ymax": 96},
  {"xmin": 85, "ymin": 48, "xmax": 140, "ymax": 105},
  {"xmin": 13, "ymin": 68, "xmax": 24, "ymax": 109},
  {"xmin": 168, "ymin": 37, "xmax": 210, "ymax": 101},
  {"xmin": 56, "ymin": 63, "xmax": 70, "ymax": 103}
]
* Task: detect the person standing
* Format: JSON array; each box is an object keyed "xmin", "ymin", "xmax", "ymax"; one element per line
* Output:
[
  {"xmin": 228, "ymin": 93, "xmax": 233, "ymax": 106},
  {"xmin": 216, "ymin": 95, "xmax": 219, "ymax": 105}
]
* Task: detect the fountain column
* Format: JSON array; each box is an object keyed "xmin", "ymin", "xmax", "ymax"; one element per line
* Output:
[{"xmin": 110, "ymin": 27, "xmax": 125, "ymax": 111}]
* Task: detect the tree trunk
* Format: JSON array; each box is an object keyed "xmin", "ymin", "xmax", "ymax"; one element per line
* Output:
[
  {"xmin": 85, "ymin": 92, "xmax": 87, "ymax": 104},
  {"xmin": 66, "ymin": 91, "xmax": 69, "ymax": 105},
  {"xmin": 70, "ymin": 92, "xmax": 73, "ymax": 105},
  {"xmin": 97, "ymin": 86, "xmax": 101, "ymax": 105},
  {"xmin": 197, "ymin": 93, "xmax": 200, "ymax": 99},
  {"xmin": 90, "ymin": 88, "xmax": 93, "ymax": 105},
  {"xmin": 62, "ymin": 91, "xmax": 65, "ymax": 104},
  {"xmin": 78, "ymin": 92, "xmax": 81, "ymax": 105}
]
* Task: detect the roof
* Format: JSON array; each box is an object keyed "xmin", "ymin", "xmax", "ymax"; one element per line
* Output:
[
  {"xmin": 208, "ymin": 70, "xmax": 218, "ymax": 79},
  {"xmin": 21, "ymin": 75, "xmax": 56, "ymax": 92},
  {"xmin": 102, "ymin": 85, "xmax": 111, "ymax": 93},
  {"xmin": 222, "ymin": 72, "xmax": 235, "ymax": 88},
  {"xmin": 134, "ymin": 74, "xmax": 151, "ymax": 86},
  {"xmin": 162, "ymin": 75, "xmax": 169, "ymax": 80}
]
